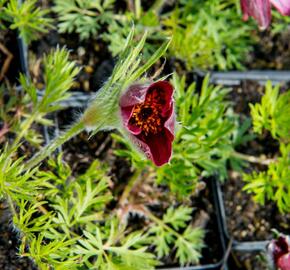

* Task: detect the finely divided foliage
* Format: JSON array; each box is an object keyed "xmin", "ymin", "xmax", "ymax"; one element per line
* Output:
[
  {"xmin": 243, "ymin": 143, "xmax": 290, "ymax": 214},
  {"xmin": 148, "ymin": 206, "xmax": 204, "ymax": 265},
  {"xmin": 1, "ymin": 0, "xmax": 52, "ymax": 44},
  {"xmin": 250, "ymin": 81, "xmax": 290, "ymax": 141},
  {"xmin": 53, "ymin": 0, "xmax": 115, "ymax": 40},
  {"xmin": 1, "ymin": 1, "xmax": 289, "ymax": 267},
  {"xmin": 244, "ymin": 83, "xmax": 290, "ymax": 214}
]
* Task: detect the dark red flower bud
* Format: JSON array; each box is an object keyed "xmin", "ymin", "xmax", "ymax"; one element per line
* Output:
[
  {"xmin": 268, "ymin": 236, "xmax": 290, "ymax": 270},
  {"xmin": 120, "ymin": 81, "xmax": 175, "ymax": 166}
]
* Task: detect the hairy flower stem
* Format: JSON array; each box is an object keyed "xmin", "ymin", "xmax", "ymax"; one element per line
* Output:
[
  {"xmin": 24, "ymin": 121, "xmax": 86, "ymax": 171},
  {"xmin": 232, "ymin": 151, "xmax": 275, "ymax": 166},
  {"xmin": 119, "ymin": 168, "xmax": 143, "ymax": 206}
]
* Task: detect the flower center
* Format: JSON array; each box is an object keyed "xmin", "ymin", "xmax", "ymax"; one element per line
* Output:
[{"xmin": 130, "ymin": 89, "xmax": 163, "ymax": 135}]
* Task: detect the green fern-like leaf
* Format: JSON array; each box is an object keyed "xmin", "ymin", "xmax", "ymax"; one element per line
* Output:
[{"xmin": 250, "ymin": 81, "xmax": 290, "ymax": 141}]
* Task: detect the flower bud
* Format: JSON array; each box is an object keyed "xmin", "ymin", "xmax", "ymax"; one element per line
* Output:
[
  {"xmin": 240, "ymin": 0, "xmax": 290, "ymax": 29},
  {"xmin": 267, "ymin": 235, "xmax": 290, "ymax": 270},
  {"xmin": 119, "ymin": 81, "xmax": 175, "ymax": 166}
]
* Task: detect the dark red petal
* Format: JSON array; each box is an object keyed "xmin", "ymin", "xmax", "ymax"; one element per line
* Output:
[
  {"xmin": 268, "ymin": 236, "xmax": 290, "ymax": 265},
  {"xmin": 145, "ymin": 129, "xmax": 173, "ymax": 166},
  {"xmin": 241, "ymin": 0, "xmax": 271, "ymax": 29},
  {"xmin": 271, "ymin": 0, "xmax": 290, "ymax": 15},
  {"xmin": 148, "ymin": 81, "xmax": 174, "ymax": 117},
  {"xmin": 140, "ymin": 101, "xmax": 174, "ymax": 166}
]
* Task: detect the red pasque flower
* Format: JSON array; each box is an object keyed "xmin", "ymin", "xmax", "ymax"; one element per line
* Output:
[
  {"xmin": 267, "ymin": 235, "xmax": 290, "ymax": 270},
  {"xmin": 120, "ymin": 81, "xmax": 175, "ymax": 166},
  {"xmin": 241, "ymin": 0, "xmax": 290, "ymax": 29}
]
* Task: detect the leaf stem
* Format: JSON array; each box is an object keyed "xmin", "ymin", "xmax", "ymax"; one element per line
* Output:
[
  {"xmin": 0, "ymin": 122, "xmax": 9, "ymax": 139},
  {"xmin": 232, "ymin": 151, "xmax": 275, "ymax": 166},
  {"xmin": 24, "ymin": 120, "xmax": 86, "ymax": 171},
  {"xmin": 10, "ymin": 112, "xmax": 37, "ymax": 151},
  {"xmin": 7, "ymin": 195, "xmax": 17, "ymax": 218},
  {"xmin": 141, "ymin": 206, "xmax": 184, "ymax": 240}
]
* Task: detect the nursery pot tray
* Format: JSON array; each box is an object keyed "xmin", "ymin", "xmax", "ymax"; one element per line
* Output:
[
  {"xmin": 213, "ymin": 176, "xmax": 289, "ymax": 252},
  {"xmin": 212, "ymin": 179, "xmax": 270, "ymax": 252},
  {"xmin": 209, "ymin": 71, "xmax": 290, "ymax": 86}
]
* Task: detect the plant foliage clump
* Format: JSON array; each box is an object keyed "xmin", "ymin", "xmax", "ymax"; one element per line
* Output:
[
  {"xmin": 1, "ymin": 0, "xmax": 52, "ymax": 44},
  {"xmin": 53, "ymin": 0, "xmax": 115, "ymax": 40},
  {"xmin": 0, "ymin": 36, "xmax": 206, "ymax": 269},
  {"xmin": 163, "ymin": 0, "xmax": 256, "ymax": 70},
  {"xmin": 244, "ymin": 82, "xmax": 290, "ymax": 214},
  {"xmin": 250, "ymin": 81, "xmax": 290, "ymax": 142},
  {"xmin": 243, "ymin": 143, "xmax": 290, "ymax": 214}
]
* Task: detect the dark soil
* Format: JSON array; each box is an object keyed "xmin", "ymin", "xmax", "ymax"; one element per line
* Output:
[
  {"xmin": 0, "ymin": 202, "xmax": 38, "ymax": 270},
  {"xmin": 0, "ymin": 29, "xmax": 23, "ymax": 84},
  {"xmin": 222, "ymin": 170, "xmax": 290, "ymax": 242},
  {"xmin": 246, "ymin": 29, "xmax": 290, "ymax": 70},
  {"xmin": 229, "ymin": 251, "xmax": 269, "ymax": 270},
  {"xmin": 29, "ymin": 29, "xmax": 114, "ymax": 92}
]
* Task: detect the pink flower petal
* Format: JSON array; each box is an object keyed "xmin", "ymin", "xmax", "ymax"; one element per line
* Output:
[
  {"xmin": 241, "ymin": 0, "xmax": 271, "ymax": 29},
  {"xmin": 271, "ymin": 0, "xmax": 290, "ymax": 15},
  {"xmin": 119, "ymin": 84, "xmax": 148, "ymax": 108},
  {"xmin": 277, "ymin": 253, "xmax": 290, "ymax": 270}
]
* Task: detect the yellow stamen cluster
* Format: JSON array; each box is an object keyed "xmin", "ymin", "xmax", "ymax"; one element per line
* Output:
[{"xmin": 130, "ymin": 90, "xmax": 163, "ymax": 135}]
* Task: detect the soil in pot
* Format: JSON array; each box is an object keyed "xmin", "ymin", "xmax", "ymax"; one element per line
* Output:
[
  {"xmin": 0, "ymin": 202, "xmax": 38, "ymax": 270},
  {"xmin": 0, "ymin": 28, "xmax": 23, "ymax": 84},
  {"xmin": 228, "ymin": 250, "xmax": 268, "ymax": 270},
  {"xmin": 222, "ymin": 170, "xmax": 290, "ymax": 242},
  {"xmin": 245, "ymin": 28, "xmax": 290, "ymax": 70}
]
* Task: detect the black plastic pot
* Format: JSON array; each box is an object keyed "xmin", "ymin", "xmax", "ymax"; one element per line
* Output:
[{"xmin": 209, "ymin": 71, "xmax": 290, "ymax": 86}]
